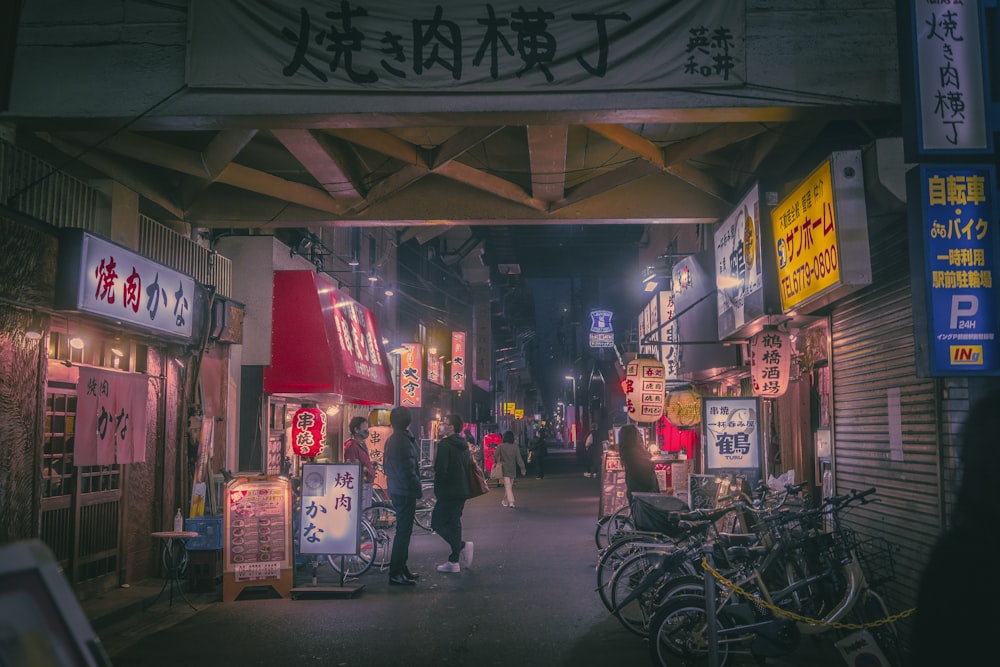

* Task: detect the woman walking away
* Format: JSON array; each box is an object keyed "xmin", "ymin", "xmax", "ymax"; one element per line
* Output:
[
  {"xmin": 496, "ymin": 430, "xmax": 527, "ymax": 508},
  {"xmin": 431, "ymin": 414, "xmax": 474, "ymax": 573}
]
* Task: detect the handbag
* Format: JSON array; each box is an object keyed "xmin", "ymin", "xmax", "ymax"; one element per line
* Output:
[
  {"xmin": 490, "ymin": 462, "xmax": 504, "ymax": 481},
  {"xmin": 467, "ymin": 458, "xmax": 489, "ymax": 498}
]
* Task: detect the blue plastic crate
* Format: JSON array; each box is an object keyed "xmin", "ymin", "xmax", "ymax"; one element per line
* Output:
[{"xmin": 185, "ymin": 515, "xmax": 222, "ymax": 551}]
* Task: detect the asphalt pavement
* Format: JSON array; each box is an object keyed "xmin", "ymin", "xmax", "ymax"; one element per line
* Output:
[{"xmin": 82, "ymin": 449, "xmax": 849, "ymax": 666}]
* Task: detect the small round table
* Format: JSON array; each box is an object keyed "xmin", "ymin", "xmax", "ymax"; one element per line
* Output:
[{"xmin": 151, "ymin": 530, "xmax": 200, "ymax": 609}]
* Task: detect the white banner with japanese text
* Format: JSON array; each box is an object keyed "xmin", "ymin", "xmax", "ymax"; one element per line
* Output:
[
  {"xmin": 187, "ymin": 0, "xmax": 745, "ymax": 92},
  {"xmin": 75, "ymin": 367, "xmax": 148, "ymax": 465}
]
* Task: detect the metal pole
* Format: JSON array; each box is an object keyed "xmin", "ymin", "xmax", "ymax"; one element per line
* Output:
[{"xmin": 703, "ymin": 543, "xmax": 719, "ymax": 667}]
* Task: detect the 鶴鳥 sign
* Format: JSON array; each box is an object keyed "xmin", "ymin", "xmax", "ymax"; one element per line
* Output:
[
  {"xmin": 625, "ymin": 358, "xmax": 665, "ymax": 423},
  {"xmin": 292, "ymin": 407, "xmax": 325, "ymax": 458},
  {"xmin": 748, "ymin": 329, "xmax": 792, "ymax": 398}
]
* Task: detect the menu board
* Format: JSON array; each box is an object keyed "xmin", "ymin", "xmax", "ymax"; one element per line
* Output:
[{"xmin": 223, "ymin": 476, "xmax": 291, "ymax": 576}]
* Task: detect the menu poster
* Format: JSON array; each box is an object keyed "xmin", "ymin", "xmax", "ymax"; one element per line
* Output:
[
  {"xmin": 223, "ymin": 476, "xmax": 291, "ymax": 573},
  {"xmin": 298, "ymin": 463, "xmax": 362, "ymax": 556}
]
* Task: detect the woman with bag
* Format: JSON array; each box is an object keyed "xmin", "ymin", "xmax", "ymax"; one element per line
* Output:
[{"xmin": 496, "ymin": 430, "xmax": 527, "ymax": 508}]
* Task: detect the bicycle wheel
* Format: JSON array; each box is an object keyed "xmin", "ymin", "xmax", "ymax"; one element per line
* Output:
[
  {"xmin": 609, "ymin": 549, "xmax": 671, "ymax": 637},
  {"xmin": 648, "ymin": 594, "xmax": 730, "ymax": 667},
  {"xmin": 327, "ymin": 519, "xmax": 376, "ymax": 578},
  {"xmin": 595, "ymin": 505, "xmax": 635, "ymax": 550},
  {"xmin": 847, "ymin": 589, "xmax": 903, "ymax": 667},
  {"xmin": 363, "ymin": 503, "xmax": 397, "ymax": 569},
  {"xmin": 596, "ymin": 534, "xmax": 670, "ymax": 611},
  {"xmin": 414, "ymin": 482, "xmax": 436, "ymax": 532}
]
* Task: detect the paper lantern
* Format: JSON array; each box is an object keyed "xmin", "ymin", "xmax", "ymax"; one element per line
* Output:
[
  {"xmin": 625, "ymin": 357, "xmax": 665, "ymax": 423},
  {"xmin": 291, "ymin": 407, "xmax": 325, "ymax": 458},
  {"xmin": 749, "ymin": 329, "xmax": 792, "ymax": 398},
  {"xmin": 664, "ymin": 387, "xmax": 702, "ymax": 429}
]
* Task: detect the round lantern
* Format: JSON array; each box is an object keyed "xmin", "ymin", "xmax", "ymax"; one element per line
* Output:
[
  {"xmin": 625, "ymin": 357, "xmax": 666, "ymax": 423},
  {"xmin": 748, "ymin": 328, "xmax": 792, "ymax": 398},
  {"xmin": 291, "ymin": 407, "xmax": 325, "ymax": 458},
  {"xmin": 664, "ymin": 387, "xmax": 702, "ymax": 429}
]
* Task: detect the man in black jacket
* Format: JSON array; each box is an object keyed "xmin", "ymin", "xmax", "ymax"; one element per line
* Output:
[
  {"xmin": 431, "ymin": 413, "xmax": 474, "ymax": 573},
  {"xmin": 383, "ymin": 406, "xmax": 421, "ymax": 585}
]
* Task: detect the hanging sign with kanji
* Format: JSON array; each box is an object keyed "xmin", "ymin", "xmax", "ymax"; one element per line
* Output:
[
  {"xmin": 748, "ymin": 329, "xmax": 792, "ymax": 398},
  {"xmin": 624, "ymin": 358, "xmax": 665, "ymax": 423},
  {"xmin": 291, "ymin": 407, "xmax": 325, "ymax": 458}
]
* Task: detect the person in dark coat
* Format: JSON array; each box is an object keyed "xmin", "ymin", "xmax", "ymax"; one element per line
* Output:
[
  {"xmin": 529, "ymin": 427, "xmax": 549, "ymax": 479},
  {"xmin": 618, "ymin": 423, "xmax": 658, "ymax": 500},
  {"xmin": 910, "ymin": 386, "xmax": 1000, "ymax": 666},
  {"xmin": 382, "ymin": 406, "xmax": 421, "ymax": 585},
  {"xmin": 431, "ymin": 413, "xmax": 474, "ymax": 573}
]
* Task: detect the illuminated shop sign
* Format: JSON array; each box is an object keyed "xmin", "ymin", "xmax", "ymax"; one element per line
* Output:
[
  {"xmin": 589, "ymin": 309, "xmax": 614, "ymax": 348},
  {"xmin": 56, "ymin": 230, "xmax": 197, "ymax": 340},
  {"xmin": 399, "ymin": 343, "xmax": 423, "ymax": 407},
  {"xmin": 451, "ymin": 331, "xmax": 466, "ymax": 391},
  {"xmin": 770, "ymin": 151, "xmax": 871, "ymax": 314},
  {"xmin": 905, "ymin": 0, "xmax": 991, "ymax": 155},
  {"xmin": 703, "ymin": 396, "xmax": 760, "ymax": 470},
  {"xmin": 715, "ymin": 184, "xmax": 764, "ymax": 338},
  {"xmin": 910, "ymin": 164, "xmax": 999, "ymax": 375}
]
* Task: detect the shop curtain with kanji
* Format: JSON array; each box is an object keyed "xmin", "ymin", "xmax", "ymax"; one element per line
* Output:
[{"xmin": 75, "ymin": 367, "xmax": 149, "ymax": 465}]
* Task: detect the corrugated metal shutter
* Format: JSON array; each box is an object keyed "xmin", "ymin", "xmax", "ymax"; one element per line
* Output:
[{"xmin": 830, "ymin": 215, "xmax": 940, "ymax": 622}]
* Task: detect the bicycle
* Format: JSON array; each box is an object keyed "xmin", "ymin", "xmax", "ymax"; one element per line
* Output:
[
  {"xmin": 372, "ymin": 484, "xmax": 435, "ymax": 532},
  {"xmin": 646, "ymin": 487, "xmax": 905, "ymax": 666}
]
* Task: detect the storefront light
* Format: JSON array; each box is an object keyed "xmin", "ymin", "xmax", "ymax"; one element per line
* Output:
[{"xmin": 68, "ymin": 335, "xmax": 85, "ymax": 350}]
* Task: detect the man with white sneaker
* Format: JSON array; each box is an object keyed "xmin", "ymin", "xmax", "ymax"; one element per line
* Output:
[{"xmin": 431, "ymin": 414, "xmax": 474, "ymax": 573}]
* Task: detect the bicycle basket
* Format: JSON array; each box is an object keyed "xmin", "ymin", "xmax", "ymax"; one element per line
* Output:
[
  {"xmin": 854, "ymin": 535, "xmax": 897, "ymax": 589},
  {"xmin": 630, "ymin": 492, "xmax": 689, "ymax": 536}
]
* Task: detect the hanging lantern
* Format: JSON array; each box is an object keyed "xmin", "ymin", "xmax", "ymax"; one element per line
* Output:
[
  {"xmin": 625, "ymin": 357, "xmax": 665, "ymax": 423},
  {"xmin": 291, "ymin": 407, "xmax": 325, "ymax": 458},
  {"xmin": 664, "ymin": 387, "xmax": 702, "ymax": 429},
  {"xmin": 748, "ymin": 328, "xmax": 792, "ymax": 398}
]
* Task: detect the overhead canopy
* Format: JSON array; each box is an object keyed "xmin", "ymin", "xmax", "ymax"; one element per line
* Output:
[{"xmin": 263, "ymin": 271, "xmax": 394, "ymax": 405}]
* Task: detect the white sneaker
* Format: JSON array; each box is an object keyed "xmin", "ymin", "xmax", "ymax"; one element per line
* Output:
[
  {"xmin": 501, "ymin": 499, "xmax": 509, "ymax": 507},
  {"xmin": 436, "ymin": 561, "xmax": 460, "ymax": 573},
  {"xmin": 460, "ymin": 541, "xmax": 474, "ymax": 567},
  {"xmin": 508, "ymin": 503, "xmax": 516, "ymax": 509},
  {"xmin": 583, "ymin": 472, "xmax": 591, "ymax": 477}
]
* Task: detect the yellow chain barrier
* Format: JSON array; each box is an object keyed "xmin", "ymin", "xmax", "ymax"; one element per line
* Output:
[{"xmin": 700, "ymin": 558, "xmax": 914, "ymax": 630}]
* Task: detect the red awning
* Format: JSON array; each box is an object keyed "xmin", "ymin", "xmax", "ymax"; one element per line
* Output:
[{"xmin": 263, "ymin": 271, "xmax": 394, "ymax": 405}]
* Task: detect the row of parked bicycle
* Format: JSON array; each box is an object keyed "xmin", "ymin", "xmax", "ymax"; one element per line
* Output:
[{"xmin": 594, "ymin": 482, "xmax": 909, "ymax": 666}]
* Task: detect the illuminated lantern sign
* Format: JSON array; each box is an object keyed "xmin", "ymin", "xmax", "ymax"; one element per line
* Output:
[
  {"xmin": 399, "ymin": 343, "xmax": 422, "ymax": 407},
  {"xmin": 664, "ymin": 387, "xmax": 701, "ymax": 429},
  {"xmin": 292, "ymin": 407, "xmax": 325, "ymax": 458},
  {"xmin": 451, "ymin": 331, "xmax": 466, "ymax": 391},
  {"xmin": 625, "ymin": 358, "xmax": 665, "ymax": 423},
  {"xmin": 748, "ymin": 329, "xmax": 792, "ymax": 397}
]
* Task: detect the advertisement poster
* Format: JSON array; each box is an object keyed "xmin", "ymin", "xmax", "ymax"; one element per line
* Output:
[
  {"xmin": 702, "ymin": 397, "xmax": 760, "ymax": 470},
  {"xmin": 915, "ymin": 164, "xmax": 999, "ymax": 375},
  {"xmin": 298, "ymin": 463, "xmax": 362, "ymax": 557}
]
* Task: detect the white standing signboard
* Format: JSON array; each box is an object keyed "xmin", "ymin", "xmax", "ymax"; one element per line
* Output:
[{"xmin": 299, "ymin": 463, "xmax": 363, "ymax": 557}]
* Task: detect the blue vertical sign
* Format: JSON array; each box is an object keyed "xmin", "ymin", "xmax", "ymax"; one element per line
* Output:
[{"xmin": 918, "ymin": 164, "xmax": 999, "ymax": 375}]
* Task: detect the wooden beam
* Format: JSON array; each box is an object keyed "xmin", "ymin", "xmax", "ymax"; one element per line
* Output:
[
  {"xmin": 660, "ymin": 123, "xmax": 768, "ymax": 167},
  {"xmin": 272, "ymin": 129, "xmax": 364, "ymax": 202},
  {"xmin": 433, "ymin": 161, "xmax": 547, "ymax": 211},
  {"xmin": 324, "ymin": 128, "xmax": 427, "ymax": 167},
  {"xmin": 202, "ymin": 129, "xmax": 257, "ymax": 180},
  {"xmin": 430, "ymin": 127, "xmax": 504, "ymax": 169},
  {"xmin": 217, "ymin": 162, "xmax": 345, "ymax": 215},
  {"xmin": 526, "ymin": 125, "xmax": 567, "ymax": 204},
  {"xmin": 553, "ymin": 160, "xmax": 661, "ymax": 210},
  {"xmin": 585, "ymin": 124, "xmax": 664, "ymax": 167}
]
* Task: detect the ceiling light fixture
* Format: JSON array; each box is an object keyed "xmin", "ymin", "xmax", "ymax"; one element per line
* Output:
[
  {"xmin": 68, "ymin": 335, "xmax": 85, "ymax": 350},
  {"xmin": 368, "ymin": 269, "xmax": 379, "ymax": 282},
  {"xmin": 384, "ymin": 285, "xmax": 395, "ymax": 297},
  {"xmin": 348, "ymin": 254, "xmax": 360, "ymax": 267}
]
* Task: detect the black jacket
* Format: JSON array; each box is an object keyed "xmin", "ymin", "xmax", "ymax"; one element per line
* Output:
[
  {"xmin": 384, "ymin": 428, "xmax": 422, "ymax": 499},
  {"xmin": 433, "ymin": 434, "xmax": 471, "ymax": 500}
]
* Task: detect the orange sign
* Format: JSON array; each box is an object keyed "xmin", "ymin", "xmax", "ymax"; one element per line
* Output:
[{"xmin": 399, "ymin": 343, "xmax": 422, "ymax": 407}]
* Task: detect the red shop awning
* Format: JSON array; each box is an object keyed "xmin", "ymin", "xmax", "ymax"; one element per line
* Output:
[{"xmin": 263, "ymin": 271, "xmax": 394, "ymax": 405}]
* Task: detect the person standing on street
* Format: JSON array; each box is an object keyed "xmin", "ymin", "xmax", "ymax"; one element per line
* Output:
[
  {"xmin": 529, "ymin": 427, "xmax": 549, "ymax": 479},
  {"xmin": 583, "ymin": 423, "xmax": 601, "ymax": 478},
  {"xmin": 496, "ymin": 430, "xmax": 526, "ymax": 508},
  {"xmin": 618, "ymin": 423, "xmax": 658, "ymax": 501},
  {"xmin": 431, "ymin": 413, "xmax": 474, "ymax": 573},
  {"xmin": 343, "ymin": 416, "xmax": 376, "ymax": 509},
  {"xmin": 382, "ymin": 406, "xmax": 421, "ymax": 586}
]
